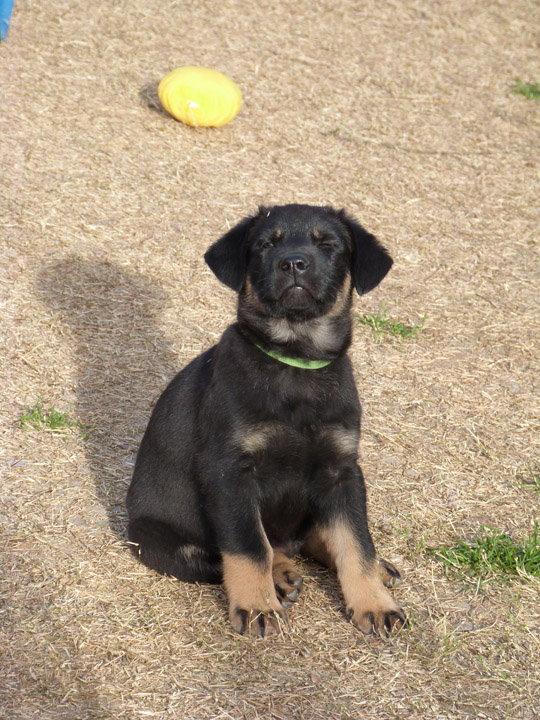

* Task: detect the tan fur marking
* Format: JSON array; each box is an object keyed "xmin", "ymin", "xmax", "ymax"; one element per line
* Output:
[
  {"xmin": 320, "ymin": 424, "xmax": 359, "ymax": 456},
  {"xmin": 318, "ymin": 519, "xmax": 372, "ymax": 576},
  {"xmin": 306, "ymin": 318, "xmax": 340, "ymax": 353},
  {"xmin": 323, "ymin": 272, "xmax": 352, "ymax": 319},
  {"xmin": 272, "ymin": 552, "xmax": 300, "ymax": 586},
  {"xmin": 268, "ymin": 316, "xmax": 338, "ymax": 353},
  {"xmin": 378, "ymin": 558, "xmax": 402, "ymax": 588},
  {"xmin": 301, "ymin": 527, "xmax": 337, "ymax": 570},
  {"xmin": 243, "ymin": 275, "xmax": 267, "ymax": 312},
  {"xmin": 233, "ymin": 426, "xmax": 273, "ymax": 454},
  {"xmin": 222, "ymin": 550, "xmax": 285, "ymax": 635},
  {"xmin": 316, "ymin": 520, "xmax": 405, "ymax": 636},
  {"xmin": 233, "ymin": 422, "xmax": 297, "ymax": 454},
  {"xmin": 222, "ymin": 553, "xmax": 279, "ymax": 611},
  {"xmin": 268, "ymin": 317, "xmax": 298, "ymax": 344},
  {"xmin": 272, "ymin": 551, "xmax": 291, "ymax": 574}
]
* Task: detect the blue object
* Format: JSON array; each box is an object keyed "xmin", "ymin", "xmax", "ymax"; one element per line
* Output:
[{"xmin": 0, "ymin": 0, "xmax": 14, "ymax": 41}]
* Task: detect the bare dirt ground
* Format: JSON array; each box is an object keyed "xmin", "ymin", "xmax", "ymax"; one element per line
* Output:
[{"xmin": 1, "ymin": 1, "xmax": 539, "ymax": 718}]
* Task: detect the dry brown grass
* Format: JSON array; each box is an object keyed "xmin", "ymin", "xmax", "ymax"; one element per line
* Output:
[{"xmin": 1, "ymin": 1, "xmax": 539, "ymax": 718}]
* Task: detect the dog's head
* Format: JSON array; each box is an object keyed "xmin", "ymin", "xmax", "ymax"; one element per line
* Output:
[{"xmin": 205, "ymin": 204, "xmax": 392, "ymax": 324}]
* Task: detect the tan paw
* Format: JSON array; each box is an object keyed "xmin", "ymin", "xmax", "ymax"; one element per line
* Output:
[
  {"xmin": 222, "ymin": 552, "xmax": 288, "ymax": 636},
  {"xmin": 229, "ymin": 605, "xmax": 288, "ymax": 637},
  {"xmin": 272, "ymin": 552, "xmax": 303, "ymax": 607},
  {"xmin": 346, "ymin": 585, "xmax": 407, "ymax": 638},
  {"xmin": 378, "ymin": 558, "xmax": 402, "ymax": 588}
]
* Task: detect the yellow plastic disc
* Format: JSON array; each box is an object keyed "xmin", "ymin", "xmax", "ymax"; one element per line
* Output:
[{"xmin": 158, "ymin": 66, "xmax": 242, "ymax": 128}]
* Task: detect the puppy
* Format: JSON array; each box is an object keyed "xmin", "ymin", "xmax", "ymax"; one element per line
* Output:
[{"xmin": 127, "ymin": 204, "xmax": 406, "ymax": 637}]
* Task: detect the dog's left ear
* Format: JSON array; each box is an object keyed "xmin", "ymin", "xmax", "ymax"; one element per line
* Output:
[
  {"xmin": 338, "ymin": 210, "xmax": 393, "ymax": 295},
  {"xmin": 204, "ymin": 215, "xmax": 254, "ymax": 291}
]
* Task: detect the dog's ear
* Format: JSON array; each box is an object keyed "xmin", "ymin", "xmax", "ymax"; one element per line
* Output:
[
  {"xmin": 338, "ymin": 210, "xmax": 393, "ymax": 295},
  {"xmin": 204, "ymin": 215, "xmax": 255, "ymax": 291}
]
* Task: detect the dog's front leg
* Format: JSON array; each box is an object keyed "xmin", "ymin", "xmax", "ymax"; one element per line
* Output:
[
  {"xmin": 211, "ymin": 495, "xmax": 286, "ymax": 636},
  {"xmin": 222, "ymin": 550, "xmax": 287, "ymax": 636},
  {"xmin": 308, "ymin": 465, "xmax": 407, "ymax": 637}
]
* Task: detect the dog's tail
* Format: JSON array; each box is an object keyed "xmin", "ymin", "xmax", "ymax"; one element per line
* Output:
[{"xmin": 127, "ymin": 517, "xmax": 223, "ymax": 584}]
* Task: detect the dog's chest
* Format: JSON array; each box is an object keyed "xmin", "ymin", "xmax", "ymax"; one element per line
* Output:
[
  {"xmin": 233, "ymin": 367, "xmax": 360, "ymax": 473},
  {"xmin": 235, "ymin": 420, "xmax": 358, "ymax": 462},
  {"xmin": 234, "ymin": 418, "xmax": 359, "ymax": 528},
  {"xmin": 244, "ymin": 419, "xmax": 358, "ymax": 546}
]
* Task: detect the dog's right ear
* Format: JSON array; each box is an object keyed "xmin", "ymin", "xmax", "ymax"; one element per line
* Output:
[{"xmin": 204, "ymin": 215, "xmax": 255, "ymax": 291}]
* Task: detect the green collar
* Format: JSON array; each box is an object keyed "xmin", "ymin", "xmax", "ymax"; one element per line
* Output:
[{"xmin": 253, "ymin": 341, "xmax": 332, "ymax": 370}]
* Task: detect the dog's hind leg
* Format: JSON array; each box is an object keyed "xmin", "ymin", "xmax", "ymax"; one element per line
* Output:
[
  {"xmin": 127, "ymin": 517, "xmax": 222, "ymax": 584},
  {"xmin": 378, "ymin": 558, "xmax": 402, "ymax": 588},
  {"xmin": 272, "ymin": 552, "xmax": 303, "ymax": 607}
]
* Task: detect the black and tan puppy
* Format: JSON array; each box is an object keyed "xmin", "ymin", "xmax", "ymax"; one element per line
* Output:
[{"xmin": 127, "ymin": 204, "xmax": 406, "ymax": 637}]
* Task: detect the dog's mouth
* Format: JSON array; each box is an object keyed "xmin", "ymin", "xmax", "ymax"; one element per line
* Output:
[
  {"xmin": 272, "ymin": 283, "xmax": 324, "ymax": 320},
  {"xmin": 280, "ymin": 282, "xmax": 314, "ymax": 302},
  {"xmin": 247, "ymin": 275, "xmax": 329, "ymax": 320}
]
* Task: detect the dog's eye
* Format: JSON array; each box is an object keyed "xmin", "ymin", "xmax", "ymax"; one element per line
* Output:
[
  {"xmin": 314, "ymin": 236, "xmax": 334, "ymax": 248},
  {"xmin": 312, "ymin": 230, "xmax": 335, "ymax": 248},
  {"xmin": 262, "ymin": 232, "xmax": 283, "ymax": 249}
]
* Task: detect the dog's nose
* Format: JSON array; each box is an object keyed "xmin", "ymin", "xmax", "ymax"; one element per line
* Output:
[{"xmin": 279, "ymin": 254, "xmax": 310, "ymax": 276}]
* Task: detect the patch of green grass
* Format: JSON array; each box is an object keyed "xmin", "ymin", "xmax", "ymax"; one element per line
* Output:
[
  {"xmin": 20, "ymin": 399, "xmax": 85, "ymax": 434},
  {"xmin": 428, "ymin": 524, "xmax": 540, "ymax": 581},
  {"xmin": 512, "ymin": 79, "xmax": 540, "ymax": 101},
  {"xmin": 357, "ymin": 304, "xmax": 426, "ymax": 343}
]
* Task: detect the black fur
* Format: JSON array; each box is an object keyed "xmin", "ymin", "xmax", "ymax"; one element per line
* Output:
[{"xmin": 127, "ymin": 204, "xmax": 400, "ymax": 633}]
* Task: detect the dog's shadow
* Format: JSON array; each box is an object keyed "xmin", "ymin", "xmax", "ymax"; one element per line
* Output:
[{"xmin": 37, "ymin": 257, "xmax": 177, "ymax": 536}]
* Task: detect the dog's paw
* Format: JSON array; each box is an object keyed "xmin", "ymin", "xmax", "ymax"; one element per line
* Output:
[
  {"xmin": 223, "ymin": 552, "xmax": 290, "ymax": 637},
  {"xmin": 229, "ymin": 605, "xmax": 288, "ymax": 637},
  {"xmin": 347, "ymin": 604, "xmax": 407, "ymax": 637},
  {"xmin": 343, "ymin": 568, "xmax": 407, "ymax": 638},
  {"xmin": 378, "ymin": 558, "xmax": 402, "ymax": 588},
  {"xmin": 272, "ymin": 553, "xmax": 303, "ymax": 608},
  {"xmin": 346, "ymin": 585, "xmax": 407, "ymax": 638}
]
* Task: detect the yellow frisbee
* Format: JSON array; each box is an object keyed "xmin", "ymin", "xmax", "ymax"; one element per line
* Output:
[{"xmin": 158, "ymin": 66, "xmax": 242, "ymax": 128}]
